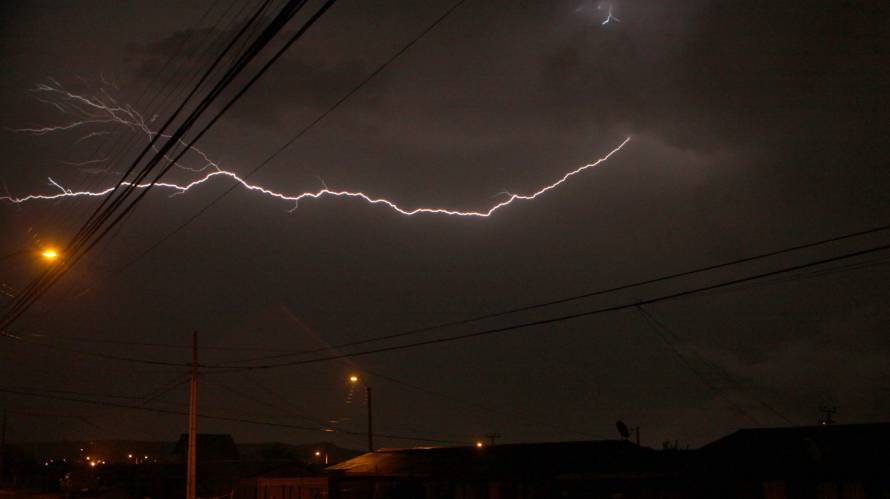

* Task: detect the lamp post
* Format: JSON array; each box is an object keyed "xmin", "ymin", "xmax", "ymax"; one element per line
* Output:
[{"xmin": 349, "ymin": 375, "xmax": 373, "ymax": 452}]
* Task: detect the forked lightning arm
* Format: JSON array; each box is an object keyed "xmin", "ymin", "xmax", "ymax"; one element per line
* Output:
[{"xmin": 3, "ymin": 82, "xmax": 631, "ymax": 218}]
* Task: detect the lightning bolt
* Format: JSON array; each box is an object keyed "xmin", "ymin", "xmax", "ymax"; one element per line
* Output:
[
  {"xmin": 599, "ymin": 2, "xmax": 620, "ymax": 25},
  {"xmin": 7, "ymin": 81, "xmax": 221, "ymax": 174},
  {"xmin": 2, "ymin": 82, "xmax": 632, "ymax": 218}
]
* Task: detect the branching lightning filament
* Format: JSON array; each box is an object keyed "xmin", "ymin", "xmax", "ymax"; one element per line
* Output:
[
  {"xmin": 2, "ymin": 81, "xmax": 631, "ymax": 218},
  {"xmin": 599, "ymin": 2, "xmax": 620, "ymax": 25}
]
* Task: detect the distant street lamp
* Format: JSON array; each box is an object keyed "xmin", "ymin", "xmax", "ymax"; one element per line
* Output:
[
  {"xmin": 349, "ymin": 374, "xmax": 373, "ymax": 452},
  {"xmin": 1, "ymin": 247, "xmax": 62, "ymax": 264},
  {"xmin": 0, "ymin": 248, "xmax": 63, "ymax": 303},
  {"xmin": 40, "ymin": 248, "xmax": 60, "ymax": 262}
]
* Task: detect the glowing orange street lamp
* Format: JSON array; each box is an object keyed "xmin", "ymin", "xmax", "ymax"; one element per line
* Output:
[
  {"xmin": 1, "ymin": 247, "xmax": 61, "ymax": 263},
  {"xmin": 40, "ymin": 248, "xmax": 60, "ymax": 262}
]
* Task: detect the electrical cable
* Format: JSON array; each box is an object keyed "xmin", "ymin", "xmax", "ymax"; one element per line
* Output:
[
  {"xmin": 7, "ymin": 240, "xmax": 890, "ymax": 373},
  {"xmin": 0, "ymin": 386, "xmax": 469, "ymax": 445},
  {"xmin": 634, "ymin": 305, "xmax": 792, "ymax": 425},
  {"xmin": 0, "ymin": 0, "xmax": 326, "ymax": 332},
  {"xmin": 207, "ymin": 241, "xmax": 890, "ymax": 371},
  {"xmin": 114, "ymin": 0, "xmax": 470, "ymax": 274},
  {"xmin": 0, "ymin": 0, "xmax": 278, "ymax": 328},
  {"xmin": 222, "ymin": 223, "xmax": 890, "ymax": 365}
]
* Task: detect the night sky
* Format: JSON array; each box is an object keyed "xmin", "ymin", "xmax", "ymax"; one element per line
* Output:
[{"xmin": 1, "ymin": 0, "xmax": 889, "ymax": 450}]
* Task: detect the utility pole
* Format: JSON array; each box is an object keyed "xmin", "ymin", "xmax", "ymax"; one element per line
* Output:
[
  {"xmin": 818, "ymin": 405, "xmax": 837, "ymax": 425},
  {"xmin": 186, "ymin": 332, "xmax": 198, "ymax": 499},
  {"xmin": 349, "ymin": 375, "xmax": 374, "ymax": 453},
  {"xmin": 366, "ymin": 386, "xmax": 373, "ymax": 453},
  {"xmin": 1, "ymin": 408, "xmax": 6, "ymax": 484},
  {"xmin": 484, "ymin": 433, "xmax": 501, "ymax": 446}
]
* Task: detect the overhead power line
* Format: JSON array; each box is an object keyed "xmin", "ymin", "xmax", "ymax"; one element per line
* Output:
[
  {"xmin": 635, "ymin": 305, "xmax": 793, "ymax": 425},
  {"xmin": 0, "ymin": 387, "xmax": 468, "ymax": 445},
  {"xmin": 8, "ymin": 236, "xmax": 890, "ymax": 372},
  {"xmin": 633, "ymin": 306, "xmax": 765, "ymax": 426},
  {"xmin": 207, "ymin": 241, "xmax": 890, "ymax": 371},
  {"xmin": 0, "ymin": 386, "xmax": 147, "ymax": 402},
  {"xmin": 36, "ymin": 0, "xmax": 240, "ymax": 234},
  {"xmin": 0, "ymin": 0, "xmax": 279, "ymax": 330},
  {"xmin": 1, "ymin": 0, "xmax": 338, "ymax": 333},
  {"xmin": 223, "ymin": 223, "xmax": 890, "ymax": 365},
  {"xmin": 25, "ymin": 335, "xmax": 309, "ymax": 353},
  {"xmin": 115, "ymin": 0, "xmax": 470, "ymax": 273},
  {"xmin": 6, "ymin": 336, "xmax": 193, "ymax": 369}
]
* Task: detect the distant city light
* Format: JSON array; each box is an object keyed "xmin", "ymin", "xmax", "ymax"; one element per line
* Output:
[{"xmin": 475, "ymin": 441, "xmax": 484, "ymax": 448}]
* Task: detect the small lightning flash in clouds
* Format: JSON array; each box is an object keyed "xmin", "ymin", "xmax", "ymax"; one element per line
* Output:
[
  {"xmin": 2, "ymin": 81, "xmax": 632, "ymax": 218},
  {"xmin": 574, "ymin": 1, "xmax": 621, "ymax": 26},
  {"xmin": 599, "ymin": 2, "xmax": 620, "ymax": 25}
]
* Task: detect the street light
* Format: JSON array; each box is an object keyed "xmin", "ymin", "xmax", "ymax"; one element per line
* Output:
[
  {"xmin": 349, "ymin": 374, "xmax": 373, "ymax": 452},
  {"xmin": 40, "ymin": 248, "xmax": 59, "ymax": 262},
  {"xmin": 1, "ymin": 247, "xmax": 62, "ymax": 264}
]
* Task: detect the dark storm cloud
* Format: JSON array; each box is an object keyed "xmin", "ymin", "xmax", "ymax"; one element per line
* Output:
[
  {"xmin": 129, "ymin": 1, "xmax": 890, "ymax": 164},
  {"xmin": 123, "ymin": 4, "xmax": 601, "ymax": 149},
  {"xmin": 542, "ymin": 1, "xmax": 890, "ymax": 152},
  {"xmin": 127, "ymin": 21, "xmax": 370, "ymax": 131}
]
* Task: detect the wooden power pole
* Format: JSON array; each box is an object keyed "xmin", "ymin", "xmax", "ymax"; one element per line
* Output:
[
  {"xmin": 484, "ymin": 433, "xmax": 501, "ymax": 446},
  {"xmin": 366, "ymin": 386, "xmax": 374, "ymax": 453},
  {"xmin": 186, "ymin": 331, "xmax": 198, "ymax": 499},
  {"xmin": 1, "ymin": 408, "xmax": 6, "ymax": 484}
]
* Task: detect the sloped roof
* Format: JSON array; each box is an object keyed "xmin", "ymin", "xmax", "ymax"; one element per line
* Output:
[
  {"xmin": 701, "ymin": 423, "xmax": 890, "ymax": 474},
  {"xmin": 327, "ymin": 440, "xmax": 666, "ymax": 478}
]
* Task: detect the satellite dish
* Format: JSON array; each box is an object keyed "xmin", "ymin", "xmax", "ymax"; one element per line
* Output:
[{"xmin": 616, "ymin": 420, "xmax": 630, "ymax": 440}]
